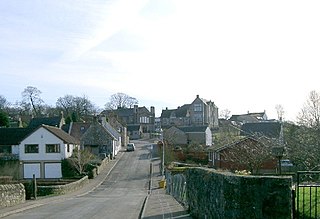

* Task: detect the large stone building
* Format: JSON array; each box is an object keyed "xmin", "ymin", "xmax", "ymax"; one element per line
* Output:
[{"xmin": 161, "ymin": 95, "xmax": 219, "ymax": 130}]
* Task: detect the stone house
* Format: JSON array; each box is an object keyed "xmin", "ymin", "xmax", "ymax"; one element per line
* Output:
[
  {"xmin": 161, "ymin": 95, "xmax": 219, "ymax": 130},
  {"xmin": 80, "ymin": 117, "xmax": 121, "ymax": 159},
  {"xmin": 164, "ymin": 126, "xmax": 212, "ymax": 146},
  {"xmin": 101, "ymin": 105, "xmax": 156, "ymax": 137}
]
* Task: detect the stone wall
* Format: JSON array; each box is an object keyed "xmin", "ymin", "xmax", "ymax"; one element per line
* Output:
[
  {"xmin": 37, "ymin": 176, "xmax": 89, "ymax": 196},
  {"xmin": 0, "ymin": 183, "xmax": 25, "ymax": 207},
  {"xmin": 186, "ymin": 168, "xmax": 292, "ymax": 219}
]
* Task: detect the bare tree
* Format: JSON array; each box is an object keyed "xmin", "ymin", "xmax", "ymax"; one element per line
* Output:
[
  {"xmin": 275, "ymin": 104, "xmax": 285, "ymax": 120},
  {"xmin": 105, "ymin": 92, "xmax": 138, "ymax": 109},
  {"xmin": 67, "ymin": 148, "xmax": 97, "ymax": 175},
  {"xmin": 297, "ymin": 90, "xmax": 320, "ymax": 129},
  {"xmin": 0, "ymin": 95, "xmax": 10, "ymax": 110},
  {"xmin": 21, "ymin": 86, "xmax": 44, "ymax": 116},
  {"xmin": 56, "ymin": 94, "xmax": 98, "ymax": 121},
  {"xmin": 221, "ymin": 137, "xmax": 275, "ymax": 174},
  {"xmin": 219, "ymin": 109, "xmax": 231, "ymax": 119}
]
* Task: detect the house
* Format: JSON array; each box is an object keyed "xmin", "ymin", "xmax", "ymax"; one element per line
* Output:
[
  {"xmin": 229, "ymin": 111, "xmax": 268, "ymax": 126},
  {"xmin": 28, "ymin": 112, "xmax": 65, "ymax": 129},
  {"xmin": 101, "ymin": 105, "xmax": 155, "ymax": 138},
  {"xmin": 99, "ymin": 115, "xmax": 128, "ymax": 147},
  {"xmin": 0, "ymin": 128, "xmax": 32, "ymax": 159},
  {"xmin": 208, "ymin": 137, "xmax": 277, "ymax": 173},
  {"xmin": 19, "ymin": 125, "xmax": 79, "ymax": 179},
  {"xmin": 161, "ymin": 95, "xmax": 219, "ymax": 130},
  {"xmin": 164, "ymin": 126, "xmax": 212, "ymax": 146},
  {"xmin": 80, "ymin": 117, "xmax": 121, "ymax": 159},
  {"xmin": 127, "ymin": 124, "xmax": 142, "ymax": 140},
  {"xmin": 240, "ymin": 121, "xmax": 282, "ymax": 139}
]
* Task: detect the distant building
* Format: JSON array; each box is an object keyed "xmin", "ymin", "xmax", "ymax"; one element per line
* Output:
[
  {"xmin": 101, "ymin": 105, "xmax": 155, "ymax": 138},
  {"xmin": 161, "ymin": 95, "xmax": 219, "ymax": 130}
]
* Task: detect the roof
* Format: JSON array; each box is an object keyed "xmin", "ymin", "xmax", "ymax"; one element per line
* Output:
[
  {"xmin": 102, "ymin": 121, "xmax": 121, "ymax": 139},
  {"xmin": 81, "ymin": 119, "xmax": 117, "ymax": 145},
  {"xmin": 0, "ymin": 128, "xmax": 33, "ymax": 145},
  {"xmin": 214, "ymin": 137, "xmax": 259, "ymax": 152},
  {"xmin": 41, "ymin": 125, "xmax": 79, "ymax": 144},
  {"xmin": 229, "ymin": 115, "xmax": 259, "ymax": 123},
  {"xmin": 127, "ymin": 124, "xmax": 141, "ymax": 132},
  {"xmin": 161, "ymin": 104, "xmax": 190, "ymax": 118},
  {"xmin": 63, "ymin": 122, "xmax": 91, "ymax": 141},
  {"xmin": 28, "ymin": 116, "xmax": 63, "ymax": 129},
  {"xmin": 178, "ymin": 126, "xmax": 209, "ymax": 133},
  {"xmin": 240, "ymin": 122, "xmax": 281, "ymax": 138}
]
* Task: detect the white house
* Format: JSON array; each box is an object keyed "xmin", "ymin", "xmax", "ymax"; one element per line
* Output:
[{"xmin": 19, "ymin": 125, "xmax": 79, "ymax": 179}]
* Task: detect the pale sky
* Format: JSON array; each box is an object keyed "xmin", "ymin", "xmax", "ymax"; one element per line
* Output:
[{"xmin": 1, "ymin": 0, "xmax": 319, "ymax": 121}]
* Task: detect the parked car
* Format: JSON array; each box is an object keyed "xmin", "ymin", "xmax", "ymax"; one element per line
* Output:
[
  {"xmin": 127, "ymin": 143, "xmax": 135, "ymax": 152},
  {"xmin": 280, "ymin": 159, "xmax": 293, "ymax": 167}
]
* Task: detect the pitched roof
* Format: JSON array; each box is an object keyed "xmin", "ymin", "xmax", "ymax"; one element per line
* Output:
[
  {"xmin": 240, "ymin": 122, "xmax": 281, "ymax": 138},
  {"xmin": 41, "ymin": 125, "xmax": 79, "ymax": 144},
  {"xmin": 161, "ymin": 104, "xmax": 190, "ymax": 118},
  {"xmin": 63, "ymin": 122, "xmax": 91, "ymax": 141},
  {"xmin": 0, "ymin": 128, "xmax": 33, "ymax": 145},
  {"xmin": 178, "ymin": 126, "xmax": 209, "ymax": 133},
  {"xmin": 28, "ymin": 116, "xmax": 63, "ymax": 129}
]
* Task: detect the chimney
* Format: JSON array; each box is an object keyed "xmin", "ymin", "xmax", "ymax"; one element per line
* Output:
[
  {"xmin": 150, "ymin": 106, "xmax": 155, "ymax": 114},
  {"xmin": 196, "ymin": 95, "xmax": 199, "ymax": 98}
]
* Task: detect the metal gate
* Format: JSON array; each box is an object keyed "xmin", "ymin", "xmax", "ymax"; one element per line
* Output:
[{"xmin": 295, "ymin": 171, "xmax": 320, "ymax": 219}]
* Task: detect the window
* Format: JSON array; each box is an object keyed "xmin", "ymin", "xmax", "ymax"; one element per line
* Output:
[
  {"xmin": 67, "ymin": 144, "xmax": 70, "ymax": 153},
  {"xmin": 25, "ymin": 144, "xmax": 39, "ymax": 153},
  {"xmin": 194, "ymin": 103, "xmax": 202, "ymax": 112},
  {"xmin": 46, "ymin": 144, "xmax": 60, "ymax": 153}
]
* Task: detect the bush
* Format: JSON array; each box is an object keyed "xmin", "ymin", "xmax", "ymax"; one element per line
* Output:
[{"xmin": 61, "ymin": 159, "xmax": 79, "ymax": 178}]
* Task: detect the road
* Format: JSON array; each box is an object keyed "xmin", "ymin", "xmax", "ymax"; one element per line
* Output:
[{"xmin": 5, "ymin": 140, "xmax": 154, "ymax": 219}]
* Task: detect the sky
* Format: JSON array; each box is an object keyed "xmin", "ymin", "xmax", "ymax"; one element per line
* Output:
[{"xmin": 1, "ymin": 0, "xmax": 320, "ymax": 122}]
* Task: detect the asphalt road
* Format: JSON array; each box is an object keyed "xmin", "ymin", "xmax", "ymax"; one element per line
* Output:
[{"xmin": 4, "ymin": 140, "xmax": 154, "ymax": 219}]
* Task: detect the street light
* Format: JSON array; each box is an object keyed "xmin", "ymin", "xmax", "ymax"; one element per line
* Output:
[{"xmin": 160, "ymin": 129, "xmax": 165, "ymax": 176}]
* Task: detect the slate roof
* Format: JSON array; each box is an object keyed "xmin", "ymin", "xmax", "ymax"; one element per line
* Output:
[
  {"xmin": 40, "ymin": 125, "xmax": 79, "ymax": 144},
  {"xmin": 127, "ymin": 124, "xmax": 141, "ymax": 132},
  {"xmin": 0, "ymin": 128, "xmax": 33, "ymax": 145},
  {"xmin": 240, "ymin": 122, "xmax": 281, "ymax": 138},
  {"xmin": 178, "ymin": 126, "xmax": 209, "ymax": 133},
  {"xmin": 28, "ymin": 116, "xmax": 63, "ymax": 129},
  {"xmin": 63, "ymin": 122, "xmax": 91, "ymax": 141},
  {"xmin": 161, "ymin": 104, "xmax": 190, "ymax": 118}
]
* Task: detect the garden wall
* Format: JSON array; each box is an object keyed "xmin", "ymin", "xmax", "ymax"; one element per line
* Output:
[
  {"xmin": 0, "ymin": 183, "xmax": 25, "ymax": 207},
  {"xmin": 37, "ymin": 176, "xmax": 89, "ymax": 196},
  {"xmin": 186, "ymin": 168, "xmax": 293, "ymax": 219}
]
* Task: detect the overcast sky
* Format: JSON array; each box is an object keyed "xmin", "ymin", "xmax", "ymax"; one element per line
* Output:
[{"xmin": 1, "ymin": 0, "xmax": 319, "ymax": 121}]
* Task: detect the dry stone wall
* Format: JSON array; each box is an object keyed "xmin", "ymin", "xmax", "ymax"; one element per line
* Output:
[{"xmin": 0, "ymin": 183, "xmax": 25, "ymax": 207}]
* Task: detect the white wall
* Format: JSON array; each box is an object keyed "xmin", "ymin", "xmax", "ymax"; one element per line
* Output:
[{"xmin": 19, "ymin": 127, "xmax": 67, "ymax": 161}]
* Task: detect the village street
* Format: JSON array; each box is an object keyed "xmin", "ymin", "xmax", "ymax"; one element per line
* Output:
[{"xmin": 3, "ymin": 140, "xmax": 153, "ymax": 219}]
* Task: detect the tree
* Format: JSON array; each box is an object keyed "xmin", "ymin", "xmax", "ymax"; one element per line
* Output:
[
  {"xmin": 221, "ymin": 137, "xmax": 276, "ymax": 174},
  {"xmin": 0, "ymin": 110, "xmax": 10, "ymax": 127},
  {"xmin": 285, "ymin": 90, "xmax": 320, "ymax": 170},
  {"xmin": 275, "ymin": 104, "xmax": 285, "ymax": 120},
  {"xmin": 56, "ymin": 94, "xmax": 98, "ymax": 121},
  {"xmin": 0, "ymin": 95, "xmax": 10, "ymax": 110},
  {"xmin": 297, "ymin": 90, "xmax": 320, "ymax": 129},
  {"xmin": 67, "ymin": 148, "xmax": 97, "ymax": 175},
  {"xmin": 105, "ymin": 92, "xmax": 138, "ymax": 109},
  {"xmin": 219, "ymin": 109, "xmax": 231, "ymax": 119},
  {"xmin": 21, "ymin": 86, "xmax": 44, "ymax": 116}
]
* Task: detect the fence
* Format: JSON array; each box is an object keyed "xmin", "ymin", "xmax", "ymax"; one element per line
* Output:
[
  {"xmin": 165, "ymin": 171, "xmax": 188, "ymax": 208},
  {"xmin": 295, "ymin": 171, "xmax": 320, "ymax": 219}
]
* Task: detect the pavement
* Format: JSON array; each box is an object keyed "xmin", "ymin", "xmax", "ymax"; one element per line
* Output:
[
  {"xmin": 141, "ymin": 159, "xmax": 192, "ymax": 219},
  {"xmin": 0, "ymin": 148, "xmax": 192, "ymax": 219}
]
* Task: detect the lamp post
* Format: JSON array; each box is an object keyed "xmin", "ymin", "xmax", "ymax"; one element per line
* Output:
[{"xmin": 160, "ymin": 129, "xmax": 165, "ymax": 176}]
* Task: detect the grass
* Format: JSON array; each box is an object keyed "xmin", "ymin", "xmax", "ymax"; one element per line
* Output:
[{"xmin": 296, "ymin": 186, "xmax": 320, "ymax": 219}]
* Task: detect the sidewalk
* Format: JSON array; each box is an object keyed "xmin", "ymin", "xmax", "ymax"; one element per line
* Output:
[
  {"xmin": 0, "ymin": 152, "xmax": 123, "ymax": 218},
  {"xmin": 141, "ymin": 159, "xmax": 192, "ymax": 219}
]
